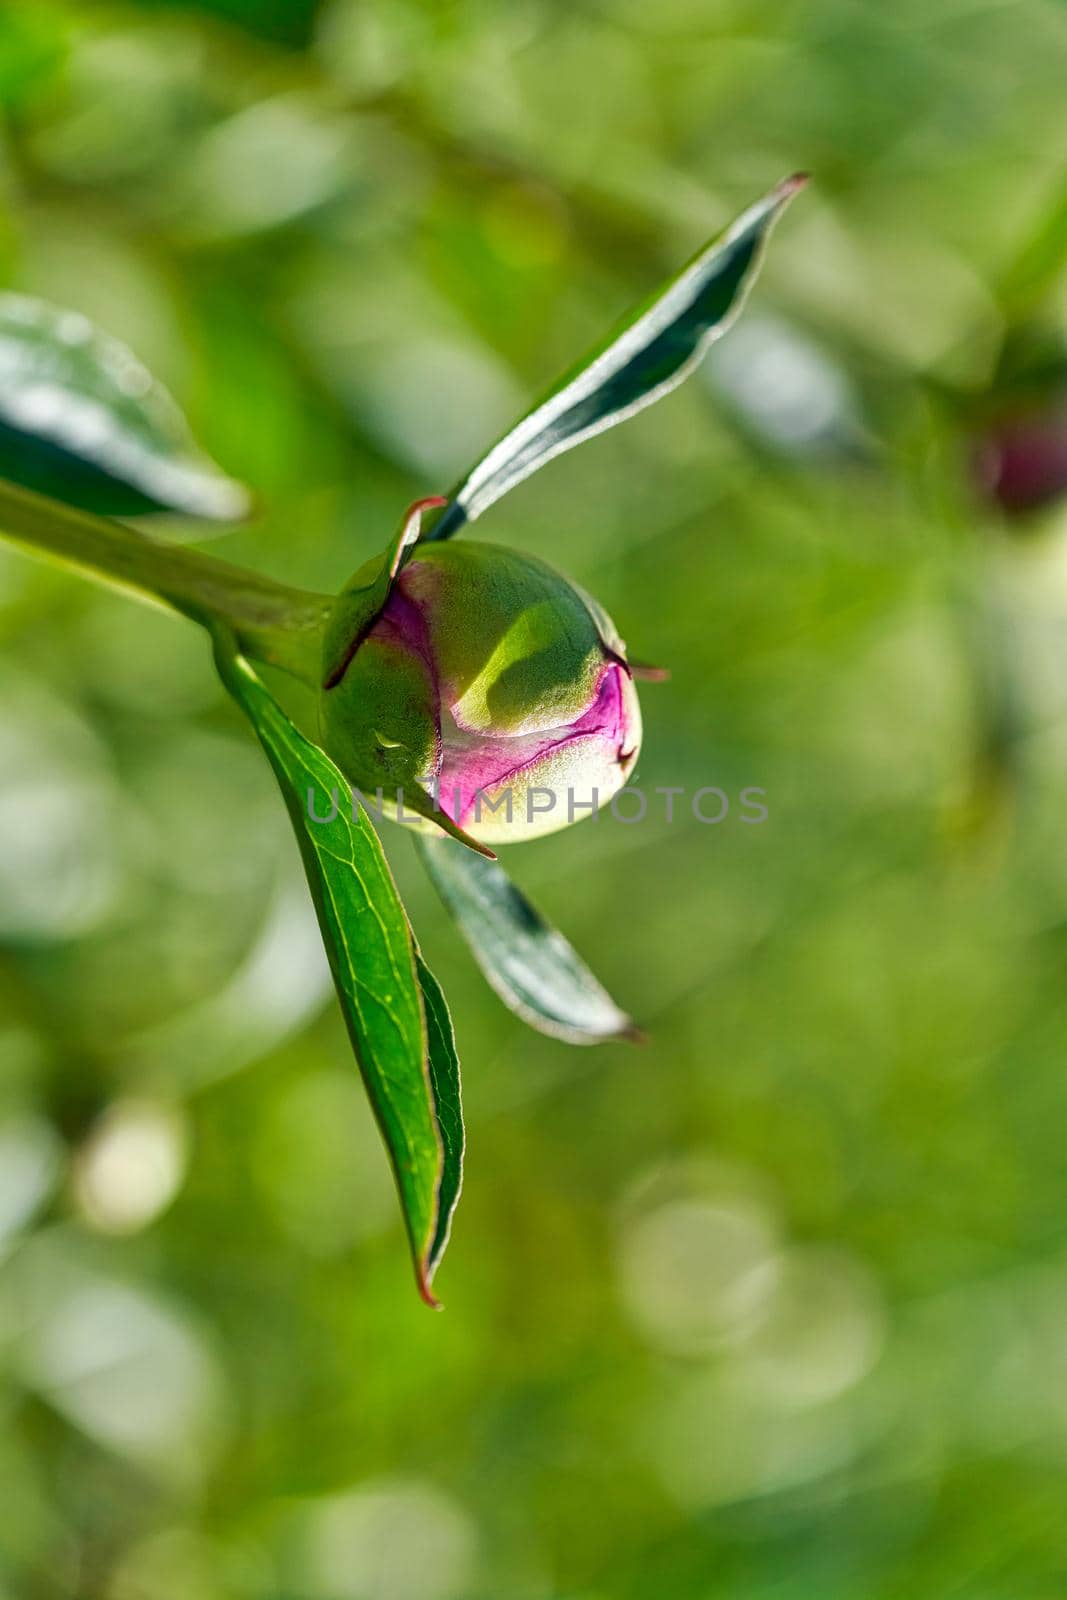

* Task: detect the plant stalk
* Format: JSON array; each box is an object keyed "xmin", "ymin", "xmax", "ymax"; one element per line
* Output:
[{"xmin": 0, "ymin": 478, "xmax": 332, "ymax": 684}]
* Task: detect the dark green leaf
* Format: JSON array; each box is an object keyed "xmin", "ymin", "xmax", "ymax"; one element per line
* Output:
[
  {"xmin": 416, "ymin": 835, "xmax": 637, "ymax": 1045},
  {"xmin": 0, "ymin": 293, "xmax": 251, "ymax": 520},
  {"xmin": 213, "ymin": 635, "xmax": 461, "ymax": 1305},
  {"xmin": 416, "ymin": 951, "xmax": 464, "ymax": 1275},
  {"xmin": 428, "ymin": 175, "xmax": 807, "ymax": 539}
]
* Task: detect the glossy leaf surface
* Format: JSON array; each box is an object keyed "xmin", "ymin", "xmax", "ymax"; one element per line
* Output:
[
  {"xmin": 214, "ymin": 636, "xmax": 461, "ymax": 1304},
  {"xmin": 416, "ymin": 951, "xmax": 464, "ymax": 1276},
  {"xmin": 417, "ymin": 835, "xmax": 636, "ymax": 1044},
  {"xmin": 0, "ymin": 293, "xmax": 251, "ymax": 519},
  {"xmin": 428, "ymin": 175, "xmax": 806, "ymax": 539}
]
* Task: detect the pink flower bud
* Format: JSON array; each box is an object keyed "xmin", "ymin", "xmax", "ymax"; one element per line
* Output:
[
  {"xmin": 975, "ymin": 408, "xmax": 1067, "ymax": 515},
  {"xmin": 320, "ymin": 540, "xmax": 643, "ymax": 845}
]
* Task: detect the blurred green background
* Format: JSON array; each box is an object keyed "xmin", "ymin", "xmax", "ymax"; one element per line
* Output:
[{"xmin": 3, "ymin": 0, "xmax": 1067, "ymax": 1595}]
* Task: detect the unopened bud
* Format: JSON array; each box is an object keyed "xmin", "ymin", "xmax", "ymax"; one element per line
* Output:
[{"xmin": 320, "ymin": 537, "xmax": 643, "ymax": 845}]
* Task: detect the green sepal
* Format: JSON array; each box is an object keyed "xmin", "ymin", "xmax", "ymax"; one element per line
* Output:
[{"xmin": 322, "ymin": 496, "xmax": 447, "ymax": 690}]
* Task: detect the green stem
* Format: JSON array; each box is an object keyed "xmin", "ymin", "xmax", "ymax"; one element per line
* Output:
[{"xmin": 0, "ymin": 478, "xmax": 332, "ymax": 685}]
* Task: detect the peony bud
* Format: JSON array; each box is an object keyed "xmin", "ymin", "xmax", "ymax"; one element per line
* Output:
[
  {"xmin": 974, "ymin": 408, "xmax": 1067, "ymax": 516},
  {"xmin": 971, "ymin": 327, "xmax": 1067, "ymax": 518},
  {"xmin": 319, "ymin": 524, "xmax": 642, "ymax": 847}
]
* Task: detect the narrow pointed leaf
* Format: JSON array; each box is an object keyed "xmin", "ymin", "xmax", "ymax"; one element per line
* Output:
[
  {"xmin": 416, "ymin": 835, "xmax": 637, "ymax": 1045},
  {"xmin": 213, "ymin": 635, "xmax": 461, "ymax": 1304},
  {"xmin": 0, "ymin": 293, "xmax": 251, "ymax": 520},
  {"xmin": 427, "ymin": 174, "xmax": 807, "ymax": 539},
  {"xmin": 416, "ymin": 951, "xmax": 464, "ymax": 1276}
]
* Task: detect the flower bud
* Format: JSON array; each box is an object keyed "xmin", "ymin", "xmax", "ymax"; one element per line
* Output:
[
  {"xmin": 971, "ymin": 327, "xmax": 1067, "ymax": 518},
  {"xmin": 320, "ymin": 536, "xmax": 642, "ymax": 845},
  {"xmin": 974, "ymin": 408, "xmax": 1067, "ymax": 515}
]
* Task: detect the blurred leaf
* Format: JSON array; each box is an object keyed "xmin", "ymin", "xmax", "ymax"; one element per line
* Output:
[
  {"xmin": 178, "ymin": 93, "xmax": 355, "ymax": 241},
  {"xmin": 0, "ymin": 7, "xmax": 68, "ymax": 109},
  {"xmin": 213, "ymin": 635, "xmax": 461, "ymax": 1305},
  {"xmin": 428, "ymin": 175, "xmax": 807, "ymax": 539},
  {"xmin": 0, "ymin": 293, "xmax": 251, "ymax": 520},
  {"xmin": 134, "ymin": 0, "xmax": 321, "ymax": 49},
  {"xmin": 998, "ymin": 180, "xmax": 1067, "ymax": 318},
  {"xmin": 416, "ymin": 835, "xmax": 636, "ymax": 1045},
  {"xmin": 705, "ymin": 312, "xmax": 870, "ymax": 461}
]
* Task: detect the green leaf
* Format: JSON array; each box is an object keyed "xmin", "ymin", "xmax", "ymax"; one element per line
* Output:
[
  {"xmin": 416, "ymin": 951, "xmax": 464, "ymax": 1275},
  {"xmin": 416, "ymin": 835, "xmax": 638, "ymax": 1045},
  {"xmin": 213, "ymin": 634, "xmax": 462, "ymax": 1305},
  {"xmin": 427, "ymin": 175, "xmax": 807, "ymax": 540},
  {"xmin": 0, "ymin": 293, "xmax": 251, "ymax": 520}
]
